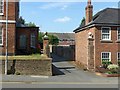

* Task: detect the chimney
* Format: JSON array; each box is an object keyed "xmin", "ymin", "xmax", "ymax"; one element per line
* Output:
[{"xmin": 85, "ymin": 0, "xmax": 93, "ymax": 25}]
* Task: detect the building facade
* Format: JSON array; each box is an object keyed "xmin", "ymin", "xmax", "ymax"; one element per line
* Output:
[
  {"xmin": 48, "ymin": 33, "xmax": 75, "ymax": 46},
  {"xmin": 0, "ymin": 0, "xmax": 39, "ymax": 55},
  {"xmin": 74, "ymin": 0, "xmax": 120, "ymax": 71}
]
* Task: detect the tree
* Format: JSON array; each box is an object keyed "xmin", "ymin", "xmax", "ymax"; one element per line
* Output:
[
  {"xmin": 26, "ymin": 22, "xmax": 36, "ymax": 27},
  {"xmin": 18, "ymin": 16, "xmax": 25, "ymax": 24},
  {"xmin": 80, "ymin": 17, "xmax": 85, "ymax": 26},
  {"xmin": 48, "ymin": 34, "xmax": 59, "ymax": 45},
  {"xmin": 38, "ymin": 32, "xmax": 44, "ymax": 43},
  {"xmin": 38, "ymin": 32, "xmax": 59, "ymax": 45}
]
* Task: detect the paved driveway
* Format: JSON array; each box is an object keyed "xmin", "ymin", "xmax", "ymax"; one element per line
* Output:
[
  {"xmin": 2, "ymin": 54, "xmax": 119, "ymax": 88},
  {"xmin": 51, "ymin": 54, "xmax": 118, "ymax": 84}
]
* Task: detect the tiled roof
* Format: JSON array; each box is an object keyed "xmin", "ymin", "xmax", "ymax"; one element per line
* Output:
[
  {"xmin": 74, "ymin": 8, "xmax": 120, "ymax": 32},
  {"xmin": 48, "ymin": 33, "xmax": 75, "ymax": 41}
]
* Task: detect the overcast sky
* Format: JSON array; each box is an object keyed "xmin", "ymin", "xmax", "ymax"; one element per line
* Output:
[{"xmin": 20, "ymin": 1, "xmax": 119, "ymax": 33}]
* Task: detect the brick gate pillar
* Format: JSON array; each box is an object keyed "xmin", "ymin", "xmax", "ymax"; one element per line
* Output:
[
  {"xmin": 87, "ymin": 32, "xmax": 94, "ymax": 71},
  {"xmin": 43, "ymin": 33, "xmax": 49, "ymax": 55}
]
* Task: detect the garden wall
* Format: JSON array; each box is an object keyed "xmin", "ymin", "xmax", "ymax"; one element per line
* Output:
[
  {"xmin": 52, "ymin": 45, "xmax": 75, "ymax": 60},
  {"xmin": 1, "ymin": 58, "xmax": 52, "ymax": 76}
]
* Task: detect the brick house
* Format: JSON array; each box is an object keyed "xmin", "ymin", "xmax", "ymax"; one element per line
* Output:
[
  {"xmin": 74, "ymin": 0, "xmax": 120, "ymax": 71},
  {"xmin": 48, "ymin": 33, "xmax": 75, "ymax": 46},
  {"xmin": 0, "ymin": 0, "xmax": 39, "ymax": 55}
]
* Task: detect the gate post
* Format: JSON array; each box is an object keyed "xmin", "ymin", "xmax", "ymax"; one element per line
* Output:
[
  {"xmin": 43, "ymin": 33, "xmax": 49, "ymax": 56},
  {"xmin": 87, "ymin": 32, "xmax": 94, "ymax": 71}
]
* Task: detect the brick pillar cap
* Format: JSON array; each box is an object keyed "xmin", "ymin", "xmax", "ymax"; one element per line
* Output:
[{"xmin": 43, "ymin": 35, "xmax": 49, "ymax": 40}]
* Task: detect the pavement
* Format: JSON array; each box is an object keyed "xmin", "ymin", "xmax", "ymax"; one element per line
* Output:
[{"xmin": 1, "ymin": 54, "xmax": 119, "ymax": 88}]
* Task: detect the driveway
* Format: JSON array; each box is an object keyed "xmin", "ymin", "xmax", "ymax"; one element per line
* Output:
[
  {"xmin": 2, "ymin": 54, "xmax": 119, "ymax": 88},
  {"xmin": 51, "ymin": 54, "xmax": 118, "ymax": 84}
]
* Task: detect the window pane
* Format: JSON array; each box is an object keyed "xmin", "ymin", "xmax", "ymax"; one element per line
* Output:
[
  {"xmin": 31, "ymin": 34, "xmax": 36, "ymax": 47},
  {"xmin": 102, "ymin": 27, "xmax": 110, "ymax": 40},
  {"xmin": 0, "ymin": 28, "xmax": 2, "ymax": 44},
  {"xmin": 118, "ymin": 28, "xmax": 120, "ymax": 40},
  {"xmin": 20, "ymin": 35, "xmax": 26, "ymax": 49},
  {"xmin": 0, "ymin": 40, "xmax": 1, "ymax": 43},
  {"xmin": 118, "ymin": 53, "xmax": 120, "ymax": 61},
  {"xmin": 102, "ymin": 29, "xmax": 109, "ymax": 33},
  {"xmin": 102, "ymin": 52, "xmax": 110, "ymax": 61},
  {"xmin": 0, "ymin": 0, "xmax": 3, "ymax": 13}
]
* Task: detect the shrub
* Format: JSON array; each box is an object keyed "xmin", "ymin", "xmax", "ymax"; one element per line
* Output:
[
  {"xmin": 15, "ymin": 72, "xmax": 21, "ymax": 75},
  {"xmin": 107, "ymin": 64, "xmax": 119, "ymax": 70},
  {"xmin": 107, "ymin": 71, "xmax": 113, "ymax": 74},
  {"xmin": 107, "ymin": 64, "xmax": 119, "ymax": 74},
  {"xmin": 118, "ymin": 61, "xmax": 120, "ymax": 66},
  {"xmin": 102, "ymin": 61, "xmax": 112, "ymax": 69}
]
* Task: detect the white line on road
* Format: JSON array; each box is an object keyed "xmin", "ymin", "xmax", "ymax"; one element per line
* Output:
[
  {"xmin": 30, "ymin": 75, "xmax": 49, "ymax": 78},
  {"xmin": 0, "ymin": 82, "xmax": 118, "ymax": 85}
]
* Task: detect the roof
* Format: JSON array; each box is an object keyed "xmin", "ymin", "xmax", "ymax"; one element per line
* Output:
[
  {"xmin": 16, "ymin": 22, "xmax": 39, "ymax": 28},
  {"xmin": 74, "ymin": 8, "xmax": 120, "ymax": 32},
  {"xmin": 48, "ymin": 33, "xmax": 75, "ymax": 41}
]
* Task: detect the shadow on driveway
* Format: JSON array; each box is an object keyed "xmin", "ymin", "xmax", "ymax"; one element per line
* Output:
[{"xmin": 52, "ymin": 64, "xmax": 65, "ymax": 76}]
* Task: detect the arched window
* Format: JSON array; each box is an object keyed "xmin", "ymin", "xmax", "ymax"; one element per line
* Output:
[
  {"xmin": 20, "ymin": 35, "xmax": 26, "ymax": 49},
  {"xmin": 31, "ymin": 33, "xmax": 36, "ymax": 48}
]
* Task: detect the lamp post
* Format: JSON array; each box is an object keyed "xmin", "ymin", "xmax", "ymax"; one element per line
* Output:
[{"xmin": 5, "ymin": 0, "xmax": 8, "ymax": 75}]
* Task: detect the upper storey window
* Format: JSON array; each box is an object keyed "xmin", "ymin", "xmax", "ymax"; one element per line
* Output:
[
  {"xmin": 101, "ymin": 27, "xmax": 111, "ymax": 41},
  {"xmin": 0, "ymin": 0, "xmax": 4, "ymax": 15},
  {"xmin": 118, "ymin": 28, "xmax": 120, "ymax": 40}
]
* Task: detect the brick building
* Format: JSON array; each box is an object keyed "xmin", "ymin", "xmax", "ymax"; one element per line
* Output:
[
  {"xmin": 0, "ymin": 0, "xmax": 39, "ymax": 55},
  {"xmin": 74, "ymin": 0, "xmax": 120, "ymax": 71},
  {"xmin": 48, "ymin": 33, "xmax": 75, "ymax": 46}
]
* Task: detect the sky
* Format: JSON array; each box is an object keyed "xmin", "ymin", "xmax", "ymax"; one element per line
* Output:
[{"xmin": 19, "ymin": 1, "xmax": 119, "ymax": 33}]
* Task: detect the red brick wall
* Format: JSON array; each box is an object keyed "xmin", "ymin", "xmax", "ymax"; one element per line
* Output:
[
  {"xmin": 75, "ymin": 26, "xmax": 120, "ymax": 70},
  {"xmin": 0, "ymin": 1, "xmax": 17, "ymax": 55},
  {"xmin": 75, "ymin": 27, "xmax": 95, "ymax": 68},
  {"xmin": 16, "ymin": 27, "xmax": 39, "ymax": 54},
  {"xmin": 2, "ymin": 1, "xmax": 17, "ymax": 21},
  {"xmin": 95, "ymin": 26, "xmax": 120, "ymax": 68}
]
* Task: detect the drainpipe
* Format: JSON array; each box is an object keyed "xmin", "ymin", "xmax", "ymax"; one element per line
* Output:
[{"xmin": 5, "ymin": 0, "xmax": 8, "ymax": 75}]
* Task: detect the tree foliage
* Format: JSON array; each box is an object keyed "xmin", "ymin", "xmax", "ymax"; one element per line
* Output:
[
  {"xmin": 26, "ymin": 22, "xmax": 36, "ymax": 27},
  {"xmin": 80, "ymin": 17, "xmax": 85, "ymax": 26},
  {"xmin": 18, "ymin": 16, "xmax": 25, "ymax": 24},
  {"xmin": 38, "ymin": 32, "xmax": 44, "ymax": 43},
  {"xmin": 38, "ymin": 32, "xmax": 59, "ymax": 45},
  {"xmin": 48, "ymin": 34, "xmax": 59, "ymax": 45},
  {"xmin": 18, "ymin": 16, "xmax": 36, "ymax": 27}
]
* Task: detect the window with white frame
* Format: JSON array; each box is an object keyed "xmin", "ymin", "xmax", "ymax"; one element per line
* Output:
[
  {"xmin": 118, "ymin": 28, "xmax": 120, "ymax": 40},
  {"xmin": 31, "ymin": 33, "xmax": 36, "ymax": 48},
  {"xmin": 101, "ymin": 52, "xmax": 111, "ymax": 62},
  {"xmin": 0, "ymin": 0, "xmax": 4, "ymax": 14},
  {"xmin": 101, "ymin": 27, "xmax": 111, "ymax": 40},
  {"xmin": 118, "ymin": 52, "xmax": 120, "ymax": 61},
  {"xmin": 0, "ymin": 27, "xmax": 3, "ymax": 45}
]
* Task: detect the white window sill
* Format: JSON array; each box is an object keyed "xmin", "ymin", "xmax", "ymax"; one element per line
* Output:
[
  {"xmin": 100, "ymin": 40, "xmax": 113, "ymax": 43},
  {"xmin": 116, "ymin": 40, "xmax": 120, "ymax": 43},
  {"xmin": 0, "ymin": 13, "xmax": 4, "ymax": 16},
  {"xmin": 0, "ymin": 44, "xmax": 3, "ymax": 47}
]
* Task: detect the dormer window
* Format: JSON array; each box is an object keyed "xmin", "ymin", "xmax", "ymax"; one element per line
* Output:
[
  {"xmin": 0, "ymin": 0, "xmax": 4, "ymax": 15},
  {"xmin": 101, "ymin": 27, "xmax": 111, "ymax": 41}
]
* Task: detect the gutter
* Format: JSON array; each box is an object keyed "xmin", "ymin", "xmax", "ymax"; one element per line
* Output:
[{"xmin": 74, "ymin": 23, "xmax": 120, "ymax": 33}]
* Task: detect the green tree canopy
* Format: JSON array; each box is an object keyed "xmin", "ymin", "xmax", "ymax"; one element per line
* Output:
[
  {"xmin": 80, "ymin": 17, "xmax": 85, "ymax": 26},
  {"xmin": 26, "ymin": 22, "xmax": 36, "ymax": 27},
  {"xmin": 18, "ymin": 16, "xmax": 25, "ymax": 24},
  {"xmin": 38, "ymin": 32, "xmax": 59, "ymax": 45},
  {"xmin": 48, "ymin": 34, "xmax": 59, "ymax": 45}
]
